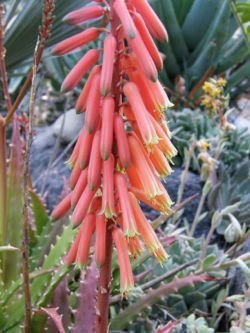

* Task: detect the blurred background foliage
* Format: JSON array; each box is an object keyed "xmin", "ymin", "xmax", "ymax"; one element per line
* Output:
[{"xmin": 3, "ymin": 0, "xmax": 250, "ymax": 102}]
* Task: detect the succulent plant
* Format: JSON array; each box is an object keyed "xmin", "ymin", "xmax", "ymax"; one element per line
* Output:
[
  {"xmin": 173, "ymin": 314, "xmax": 214, "ymax": 333},
  {"xmin": 209, "ymin": 160, "xmax": 250, "ymax": 234},
  {"xmin": 152, "ymin": 0, "xmax": 250, "ymax": 99}
]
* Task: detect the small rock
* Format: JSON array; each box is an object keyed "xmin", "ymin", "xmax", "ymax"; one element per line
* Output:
[
  {"xmin": 52, "ymin": 109, "xmax": 84, "ymax": 143},
  {"xmin": 235, "ymin": 117, "xmax": 250, "ymax": 133},
  {"xmin": 30, "ymin": 125, "xmax": 71, "ymax": 211}
]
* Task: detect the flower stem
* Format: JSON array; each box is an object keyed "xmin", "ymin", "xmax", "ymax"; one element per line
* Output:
[
  {"xmin": 22, "ymin": 56, "xmax": 38, "ymax": 333},
  {"xmin": 4, "ymin": 0, "xmax": 55, "ymax": 127},
  {"xmin": 0, "ymin": 5, "xmax": 9, "ymax": 270},
  {"xmin": 22, "ymin": 2, "xmax": 54, "ymax": 329},
  {"xmin": 0, "ymin": 4, "xmax": 12, "ymax": 113},
  {"xmin": 96, "ymin": 2, "xmax": 119, "ymax": 330},
  {"xmin": 172, "ymin": 139, "xmax": 196, "ymax": 224},
  {"xmin": 96, "ymin": 229, "xmax": 113, "ymax": 333},
  {"xmin": 190, "ymin": 180, "xmax": 212, "ymax": 237},
  {"xmin": 0, "ymin": 117, "xmax": 7, "ymax": 249}
]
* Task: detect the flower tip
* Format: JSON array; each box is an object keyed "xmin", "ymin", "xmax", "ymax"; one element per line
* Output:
[
  {"xmin": 121, "ymin": 285, "xmax": 134, "ymax": 298},
  {"xmin": 155, "ymin": 247, "xmax": 169, "ymax": 265},
  {"xmin": 124, "ymin": 230, "xmax": 138, "ymax": 238},
  {"xmin": 88, "ymin": 183, "xmax": 96, "ymax": 191},
  {"xmin": 102, "ymin": 155, "xmax": 108, "ymax": 161},
  {"xmin": 101, "ymin": 150, "xmax": 110, "ymax": 161},
  {"xmin": 72, "ymin": 220, "xmax": 81, "ymax": 229},
  {"xmin": 101, "ymin": 88, "xmax": 109, "ymax": 97},
  {"xmin": 60, "ymin": 84, "xmax": 69, "ymax": 93},
  {"xmin": 95, "ymin": 261, "xmax": 102, "ymax": 269},
  {"xmin": 62, "ymin": 14, "xmax": 70, "ymax": 24},
  {"xmin": 50, "ymin": 212, "xmax": 56, "ymax": 222},
  {"xmin": 71, "ymin": 215, "xmax": 82, "ymax": 228},
  {"xmin": 150, "ymin": 73, "xmax": 158, "ymax": 82},
  {"xmin": 80, "ymin": 162, "xmax": 87, "ymax": 170},
  {"xmin": 128, "ymin": 32, "xmax": 136, "ymax": 39},
  {"xmin": 85, "ymin": 126, "xmax": 95, "ymax": 135},
  {"xmin": 75, "ymin": 108, "xmax": 84, "ymax": 114},
  {"xmin": 76, "ymin": 262, "xmax": 88, "ymax": 270},
  {"xmin": 51, "ymin": 47, "xmax": 59, "ymax": 56},
  {"xmin": 123, "ymin": 161, "xmax": 130, "ymax": 169},
  {"xmin": 65, "ymin": 160, "xmax": 74, "ymax": 169},
  {"xmin": 103, "ymin": 206, "xmax": 116, "ymax": 219}
]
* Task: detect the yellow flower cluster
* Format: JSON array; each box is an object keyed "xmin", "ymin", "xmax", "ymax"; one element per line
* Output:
[
  {"xmin": 196, "ymin": 139, "xmax": 210, "ymax": 152},
  {"xmin": 201, "ymin": 78, "xmax": 228, "ymax": 114}
]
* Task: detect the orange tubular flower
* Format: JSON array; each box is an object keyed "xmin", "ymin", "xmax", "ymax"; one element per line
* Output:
[
  {"xmin": 100, "ymin": 97, "xmax": 115, "ymax": 160},
  {"xmin": 95, "ymin": 214, "xmax": 107, "ymax": 267},
  {"xmin": 128, "ymin": 33, "xmax": 158, "ymax": 82},
  {"xmin": 88, "ymin": 130, "xmax": 102, "ymax": 190},
  {"xmin": 112, "ymin": 227, "xmax": 134, "ymax": 295},
  {"xmin": 149, "ymin": 115, "xmax": 177, "ymax": 160},
  {"xmin": 129, "ymin": 192, "xmax": 168, "ymax": 263},
  {"xmin": 85, "ymin": 73, "xmax": 101, "ymax": 133},
  {"xmin": 52, "ymin": 27, "xmax": 101, "ymax": 55},
  {"xmin": 100, "ymin": 154, "xmax": 116, "ymax": 219},
  {"xmin": 66, "ymin": 227, "xmax": 82, "ymax": 265},
  {"xmin": 76, "ymin": 214, "xmax": 96, "ymax": 267},
  {"xmin": 78, "ymin": 129, "xmax": 95, "ymax": 169},
  {"xmin": 67, "ymin": 132, "xmax": 81, "ymax": 167},
  {"xmin": 63, "ymin": 5, "xmax": 104, "ymax": 25},
  {"xmin": 76, "ymin": 65, "xmax": 101, "ymax": 113},
  {"xmin": 130, "ymin": 186, "xmax": 171, "ymax": 215},
  {"xmin": 115, "ymin": 173, "xmax": 138, "ymax": 238},
  {"xmin": 52, "ymin": 0, "xmax": 177, "ymax": 299},
  {"xmin": 100, "ymin": 35, "xmax": 117, "ymax": 96},
  {"xmin": 70, "ymin": 161, "xmax": 82, "ymax": 189},
  {"xmin": 149, "ymin": 80, "xmax": 174, "ymax": 115},
  {"xmin": 71, "ymin": 186, "xmax": 96, "ymax": 227},
  {"xmin": 71, "ymin": 168, "xmax": 88, "ymax": 208},
  {"xmin": 130, "ymin": 0, "xmax": 168, "ymax": 41},
  {"xmin": 127, "ymin": 134, "xmax": 162, "ymax": 198},
  {"xmin": 51, "ymin": 193, "xmax": 71, "ymax": 221},
  {"xmin": 114, "ymin": 114, "xmax": 131, "ymax": 169},
  {"xmin": 61, "ymin": 49, "xmax": 99, "ymax": 92},
  {"xmin": 123, "ymin": 82, "xmax": 158, "ymax": 146},
  {"xmin": 113, "ymin": 0, "xmax": 137, "ymax": 39},
  {"xmin": 155, "ymin": 181, "xmax": 173, "ymax": 212},
  {"xmin": 149, "ymin": 145, "xmax": 173, "ymax": 178},
  {"xmin": 128, "ymin": 236, "xmax": 142, "ymax": 259},
  {"xmin": 133, "ymin": 12, "xmax": 163, "ymax": 71}
]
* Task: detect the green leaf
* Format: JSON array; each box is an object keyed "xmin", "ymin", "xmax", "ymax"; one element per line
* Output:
[
  {"xmin": 3, "ymin": 224, "xmax": 76, "ymax": 331},
  {"xmin": 182, "ymin": 0, "xmax": 221, "ymax": 50},
  {"xmin": 29, "ymin": 189, "xmax": 50, "ymax": 235},
  {"xmin": 202, "ymin": 254, "xmax": 217, "ymax": 271}
]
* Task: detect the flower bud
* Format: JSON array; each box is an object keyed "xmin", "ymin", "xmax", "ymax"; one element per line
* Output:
[
  {"xmin": 224, "ymin": 214, "xmax": 243, "ymax": 243},
  {"xmin": 63, "ymin": 5, "xmax": 104, "ymax": 25},
  {"xmin": 52, "ymin": 27, "xmax": 100, "ymax": 55}
]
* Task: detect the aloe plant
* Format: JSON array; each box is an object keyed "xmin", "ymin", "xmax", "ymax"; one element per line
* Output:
[
  {"xmin": 2, "ymin": 0, "xmax": 250, "ymax": 100},
  {"xmin": 5, "ymin": 0, "xmax": 88, "ymax": 70},
  {"xmin": 151, "ymin": 0, "xmax": 249, "ymax": 100}
]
